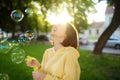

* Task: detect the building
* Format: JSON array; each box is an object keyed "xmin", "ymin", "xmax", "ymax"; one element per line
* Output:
[
  {"xmin": 81, "ymin": 6, "xmax": 120, "ymax": 40},
  {"xmin": 105, "ymin": 6, "xmax": 120, "ymax": 39},
  {"xmin": 83, "ymin": 21, "xmax": 104, "ymax": 38}
]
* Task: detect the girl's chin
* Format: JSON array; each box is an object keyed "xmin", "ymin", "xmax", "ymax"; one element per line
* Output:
[{"xmin": 49, "ymin": 40, "xmax": 54, "ymax": 45}]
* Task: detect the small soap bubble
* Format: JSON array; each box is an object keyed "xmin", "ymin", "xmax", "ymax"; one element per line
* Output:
[
  {"xmin": 11, "ymin": 47, "xmax": 26, "ymax": 64},
  {"xmin": 10, "ymin": 40, "xmax": 20, "ymax": 48},
  {"xmin": 18, "ymin": 34, "xmax": 30, "ymax": 44},
  {"xmin": 0, "ymin": 41, "xmax": 11, "ymax": 54},
  {"xmin": 0, "ymin": 73, "xmax": 9, "ymax": 80},
  {"xmin": 25, "ymin": 7, "xmax": 33, "ymax": 15},
  {"xmin": 10, "ymin": 9, "xmax": 24, "ymax": 22},
  {"xmin": 0, "ymin": 31, "xmax": 8, "ymax": 43},
  {"xmin": 25, "ymin": 30, "xmax": 34, "ymax": 40}
]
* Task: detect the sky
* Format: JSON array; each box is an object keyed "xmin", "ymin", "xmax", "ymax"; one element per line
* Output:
[
  {"xmin": 46, "ymin": 0, "xmax": 107, "ymax": 24},
  {"xmin": 87, "ymin": 1, "xmax": 107, "ymax": 23}
]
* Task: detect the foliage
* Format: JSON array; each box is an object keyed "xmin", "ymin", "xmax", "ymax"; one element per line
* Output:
[
  {"xmin": 0, "ymin": 0, "xmax": 95, "ymax": 35},
  {"xmin": 99, "ymin": 0, "xmax": 114, "ymax": 6},
  {"xmin": 73, "ymin": 0, "xmax": 96, "ymax": 31}
]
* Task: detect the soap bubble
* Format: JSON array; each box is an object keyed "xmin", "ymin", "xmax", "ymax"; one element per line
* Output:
[
  {"xmin": 11, "ymin": 47, "xmax": 26, "ymax": 64},
  {"xmin": 10, "ymin": 40, "xmax": 20, "ymax": 48},
  {"xmin": 18, "ymin": 34, "xmax": 30, "ymax": 44},
  {"xmin": 0, "ymin": 73, "xmax": 9, "ymax": 80},
  {"xmin": 0, "ymin": 41, "xmax": 11, "ymax": 54},
  {"xmin": 0, "ymin": 31, "xmax": 8, "ymax": 43},
  {"xmin": 18, "ymin": 30, "xmax": 35, "ymax": 44},
  {"xmin": 25, "ymin": 7, "xmax": 33, "ymax": 15},
  {"xmin": 10, "ymin": 9, "xmax": 24, "ymax": 22},
  {"xmin": 25, "ymin": 30, "xmax": 34, "ymax": 40}
]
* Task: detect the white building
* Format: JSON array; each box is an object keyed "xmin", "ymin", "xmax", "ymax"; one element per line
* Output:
[
  {"xmin": 81, "ymin": 6, "xmax": 120, "ymax": 40},
  {"xmin": 83, "ymin": 21, "xmax": 104, "ymax": 38},
  {"xmin": 105, "ymin": 6, "xmax": 120, "ymax": 39}
]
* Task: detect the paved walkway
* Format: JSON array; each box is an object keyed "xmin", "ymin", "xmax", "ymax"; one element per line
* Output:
[{"xmin": 80, "ymin": 44, "xmax": 120, "ymax": 55}]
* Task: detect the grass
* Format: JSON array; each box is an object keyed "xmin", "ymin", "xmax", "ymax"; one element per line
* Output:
[
  {"xmin": 0, "ymin": 43, "xmax": 120, "ymax": 80},
  {"xmin": 79, "ymin": 50, "xmax": 120, "ymax": 80}
]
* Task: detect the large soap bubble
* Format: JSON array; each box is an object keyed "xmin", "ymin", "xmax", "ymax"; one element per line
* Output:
[
  {"xmin": 10, "ymin": 9, "xmax": 24, "ymax": 22},
  {"xmin": 0, "ymin": 73, "xmax": 9, "ymax": 80},
  {"xmin": 11, "ymin": 47, "xmax": 26, "ymax": 64}
]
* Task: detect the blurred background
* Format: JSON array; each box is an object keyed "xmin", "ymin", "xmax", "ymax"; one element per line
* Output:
[
  {"xmin": 0, "ymin": 0, "xmax": 120, "ymax": 80},
  {"xmin": 0, "ymin": 0, "xmax": 120, "ymax": 53}
]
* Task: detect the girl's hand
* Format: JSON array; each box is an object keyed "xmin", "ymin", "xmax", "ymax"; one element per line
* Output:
[
  {"xmin": 32, "ymin": 71, "xmax": 46, "ymax": 80},
  {"xmin": 25, "ymin": 56, "xmax": 40, "ymax": 68}
]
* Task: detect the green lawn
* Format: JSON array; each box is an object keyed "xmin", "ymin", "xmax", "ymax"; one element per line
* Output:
[{"xmin": 0, "ymin": 43, "xmax": 120, "ymax": 80}]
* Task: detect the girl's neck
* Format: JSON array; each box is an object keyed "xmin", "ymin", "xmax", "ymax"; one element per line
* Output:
[{"xmin": 54, "ymin": 42, "xmax": 64, "ymax": 51}]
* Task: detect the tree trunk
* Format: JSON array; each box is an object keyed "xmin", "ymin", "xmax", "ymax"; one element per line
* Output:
[
  {"xmin": 36, "ymin": 26, "xmax": 39, "ymax": 37},
  {"xmin": 45, "ymin": 21, "xmax": 48, "ymax": 33},
  {"xmin": 93, "ymin": 1, "xmax": 120, "ymax": 54},
  {"xmin": 11, "ymin": 24, "xmax": 15, "ymax": 39},
  {"xmin": 10, "ymin": 19, "xmax": 16, "ymax": 39}
]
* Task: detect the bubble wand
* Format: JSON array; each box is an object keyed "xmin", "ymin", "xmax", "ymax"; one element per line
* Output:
[{"xmin": 25, "ymin": 56, "xmax": 40, "ymax": 71}]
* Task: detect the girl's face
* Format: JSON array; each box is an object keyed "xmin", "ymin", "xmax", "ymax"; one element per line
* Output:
[{"xmin": 50, "ymin": 24, "xmax": 66, "ymax": 43}]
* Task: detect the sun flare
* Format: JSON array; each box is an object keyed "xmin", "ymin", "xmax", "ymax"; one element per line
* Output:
[{"xmin": 46, "ymin": 8, "xmax": 73, "ymax": 24}]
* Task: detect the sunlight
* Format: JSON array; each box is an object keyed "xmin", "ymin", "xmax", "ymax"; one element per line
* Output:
[
  {"xmin": 87, "ymin": 1, "xmax": 107, "ymax": 23},
  {"xmin": 29, "ymin": 1, "xmax": 42, "ymax": 15},
  {"xmin": 31, "ymin": 1, "xmax": 41, "ymax": 10},
  {"xmin": 46, "ymin": 8, "xmax": 73, "ymax": 24}
]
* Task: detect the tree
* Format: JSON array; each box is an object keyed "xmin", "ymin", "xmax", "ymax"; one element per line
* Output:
[
  {"xmin": 72, "ymin": 0, "xmax": 95, "ymax": 32},
  {"xmin": 0, "ymin": 0, "xmax": 32, "ymax": 39},
  {"xmin": 93, "ymin": 0, "xmax": 120, "ymax": 54},
  {"xmin": 54, "ymin": 0, "xmax": 95, "ymax": 32},
  {"xmin": 0, "ymin": 0, "xmax": 95, "ymax": 38},
  {"xmin": 0, "ymin": 0, "xmax": 56, "ymax": 38}
]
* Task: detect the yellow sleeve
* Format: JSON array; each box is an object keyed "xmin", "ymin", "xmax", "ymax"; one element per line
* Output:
[
  {"xmin": 44, "ymin": 52, "xmax": 80, "ymax": 80},
  {"xmin": 63, "ymin": 53, "xmax": 80, "ymax": 80},
  {"xmin": 40, "ymin": 49, "xmax": 49, "ymax": 72}
]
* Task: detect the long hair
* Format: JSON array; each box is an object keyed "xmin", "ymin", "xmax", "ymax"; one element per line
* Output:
[{"xmin": 61, "ymin": 23, "xmax": 79, "ymax": 49}]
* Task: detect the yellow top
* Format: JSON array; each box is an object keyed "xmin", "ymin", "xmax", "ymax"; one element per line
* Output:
[{"xmin": 40, "ymin": 47, "xmax": 80, "ymax": 80}]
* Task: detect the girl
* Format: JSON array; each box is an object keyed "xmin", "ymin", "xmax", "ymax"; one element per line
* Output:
[{"xmin": 26, "ymin": 23, "xmax": 80, "ymax": 80}]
